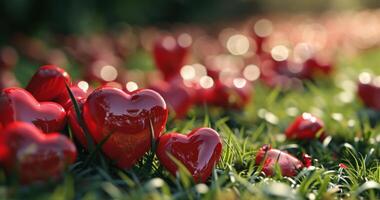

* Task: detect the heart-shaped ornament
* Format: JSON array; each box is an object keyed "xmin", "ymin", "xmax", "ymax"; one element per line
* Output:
[
  {"xmin": 357, "ymin": 73, "xmax": 380, "ymax": 110},
  {"xmin": 153, "ymin": 35, "xmax": 189, "ymax": 81},
  {"xmin": 255, "ymin": 145, "xmax": 304, "ymax": 177},
  {"xmin": 82, "ymin": 87, "xmax": 168, "ymax": 168},
  {"xmin": 0, "ymin": 87, "xmax": 66, "ymax": 133},
  {"xmin": 0, "ymin": 122, "xmax": 77, "ymax": 184},
  {"xmin": 150, "ymin": 78, "xmax": 195, "ymax": 118},
  {"xmin": 156, "ymin": 128, "xmax": 222, "ymax": 182},
  {"xmin": 285, "ymin": 112, "xmax": 325, "ymax": 140},
  {"xmin": 26, "ymin": 65, "xmax": 71, "ymax": 102}
]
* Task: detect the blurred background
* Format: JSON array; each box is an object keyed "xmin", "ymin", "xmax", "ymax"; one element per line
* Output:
[
  {"xmin": 1, "ymin": 0, "xmax": 380, "ymax": 36},
  {"xmin": 2, "ymin": 0, "xmax": 380, "ymax": 118}
]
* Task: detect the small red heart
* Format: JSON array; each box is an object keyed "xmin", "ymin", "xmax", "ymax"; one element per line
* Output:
[
  {"xmin": 304, "ymin": 58, "xmax": 333, "ymax": 76},
  {"xmin": 150, "ymin": 78, "xmax": 195, "ymax": 118},
  {"xmin": 156, "ymin": 128, "xmax": 222, "ymax": 182},
  {"xmin": 285, "ymin": 113, "xmax": 325, "ymax": 140},
  {"xmin": 357, "ymin": 74, "xmax": 380, "ymax": 110},
  {"xmin": 255, "ymin": 145, "xmax": 304, "ymax": 177},
  {"xmin": 153, "ymin": 36, "xmax": 189, "ymax": 81},
  {"xmin": 0, "ymin": 122, "xmax": 77, "ymax": 184},
  {"xmin": 82, "ymin": 87, "xmax": 168, "ymax": 168},
  {"xmin": 0, "ymin": 87, "xmax": 66, "ymax": 133},
  {"xmin": 26, "ymin": 65, "xmax": 71, "ymax": 102},
  {"xmin": 210, "ymin": 79, "xmax": 252, "ymax": 109}
]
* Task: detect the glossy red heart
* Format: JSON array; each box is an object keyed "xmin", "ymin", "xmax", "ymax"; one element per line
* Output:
[
  {"xmin": 150, "ymin": 78, "xmax": 195, "ymax": 118},
  {"xmin": 0, "ymin": 122, "xmax": 77, "ymax": 184},
  {"xmin": 26, "ymin": 65, "xmax": 71, "ymax": 102},
  {"xmin": 285, "ymin": 113, "xmax": 325, "ymax": 140},
  {"xmin": 255, "ymin": 145, "xmax": 304, "ymax": 177},
  {"xmin": 357, "ymin": 73, "xmax": 380, "ymax": 110},
  {"xmin": 156, "ymin": 128, "xmax": 222, "ymax": 182},
  {"xmin": 0, "ymin": 87, "xmax": 66, "ymax": 133},
  {"xmin": 153, "ymin": 36, "xmax": 189, "ymax": 81},
  {"xmin": 82, "ymin": 87, "xmax": 168, "ymax": 168}
]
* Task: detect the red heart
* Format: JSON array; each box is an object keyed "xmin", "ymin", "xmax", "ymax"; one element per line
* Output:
[
  {"xmin": 210, "ymin": 78, "xmax": 252, "ymax": 109},
  {"xmin": 67, "ymin": 98, "xmax": 88, "ymax": 148},
  {"xmin": 26, "ymin": 65, "xmax": 71, "ymax": 102},
  {"xmin": 0, "ymin": 88, "xmax": 66, "ymax": 133},
  {"xmin": 150, "ymin": 78, "xmax": 195, "ymax": 118},
  {"xmin": 0, "ymin": 122, "xmax": 77, "ymax": 184},
  {"xmin": 156, "ymin": 128, "xmax": 222, "ymax": 182},
  {"xmin": 255, "ymin": 145, "xmax": 304, "ymax": 177},
  {"xmin": 357, "ymin": 74, "xmax": 380, "ymax": 110},
  {"xmin": 285, "ymin": 113, "xmax": 325, "ymax": 140},
  {"xmin": 82, "ymin": 87, "xmax": 168, "ymax": 168},
  {"xmin": 153, "ymin": 36, "xmax": 189, "ymax": 81}
]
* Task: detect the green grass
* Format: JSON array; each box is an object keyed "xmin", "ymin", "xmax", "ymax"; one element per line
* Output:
[{"xmin": 4, "ymin": 48, "xmax": 380, "ymax": 200}]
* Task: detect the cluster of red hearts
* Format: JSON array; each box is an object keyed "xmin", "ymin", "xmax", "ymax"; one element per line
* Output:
[
  {"xmin": 4, "ymin": 12, "xmax": 380, "ymax": 119},
  {"xmin": 0, "ymin": 64, "xmax": 329, "ymax": 185}
]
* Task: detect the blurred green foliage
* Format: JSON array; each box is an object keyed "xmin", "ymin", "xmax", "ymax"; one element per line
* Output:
[{"xmin": 1, "ymin": 0, "xmax": 380, "ymax": 39}]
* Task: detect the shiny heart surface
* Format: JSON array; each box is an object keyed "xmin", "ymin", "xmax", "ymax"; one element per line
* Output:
[
  {"xmin": 156, "ymin": 128, "xmax": 222, "ymax": 182},
  {"xmin": 0, "ymin": 87, "xmax": 66, "ymax": 133},
  {"xmin": 255, "ymin": 145, "xmax": 304, "ymax": 177},
  {"xmin": 26, "ymin": 65, "xmax": 71, "ymax": 102},
  {"xmin": 285, "ymin": 113, "xmax": 325, "ymax": 140},
  {"xmin": 0, "ymin": 122, "xmax": 76, "ymax": 184},
  {"xmin": 82, "ymin": 87, "xmax": 168, "ymax": 168},
  {"xmin": 153, "ymin": 36, "xmax": 188, "ymax": 81}
]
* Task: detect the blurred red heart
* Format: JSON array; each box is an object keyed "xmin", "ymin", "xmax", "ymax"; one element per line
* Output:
[
  {"xmin": 150, "ymin": 78, "xmax": 195, "ymax": 118},
  {"xmin": 285, "ymin": 113, "xmax": 325, "ymax": 140},
  {"xmin": 357, "ymin": 74, "xmax": 380, "ymax": 110},
  {"xmin": 0, "ymin": 122, "xmax": 76, "ymax": 184},
  {"xmin": 156, "ymin": 128, "xmax": 222, "ymax": 182},
  {"xmin": 255, "ymin": 145, "xmax": 304, "ymax": 177},
  {"xmin": 82, "ymin": 87, "xmax": 168, "ymax": 168},
  {"xmin": 153, "ymin": 36, "xmax": 189, "ymax": 81},
  {"xmin": 210, "ymin": 79, "xmax": 252, "ymax": 109},
  {"xmin": 26, "ymin": 65, "xmax": 71, "ymax": 102},
  {"xmin": 0, "ymin": 87, "xmax": 66, "ymax": 133}
]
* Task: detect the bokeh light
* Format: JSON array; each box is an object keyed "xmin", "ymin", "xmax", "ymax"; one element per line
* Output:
[
  {"xmin": 100, "ymin": 65, "xmax": 118, "ymax": 82},
  {"xmin": 199, "ymin": 76, "xmax": 214, "ymax": 89},
  {"xmin": 243, "ymin": 64, "xmax": 260, "ymax": 81},
  {"xmin": 254, "ymin": 19, "xmax": 273, "ymax": 37},
  {"xmin": 271, "ymin": 45, "xmax": 289, "ymax": 61},
  {"xmin": 126, "ymin": 81, "xmax": 139, "ymax": 92},
  {"xmin": 226, "ymin": 34, "xmax": 250, "ymax": 55},
  {"xmin": 77, "ymin": 81, "xmax": 89, "ymax": 92}
]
